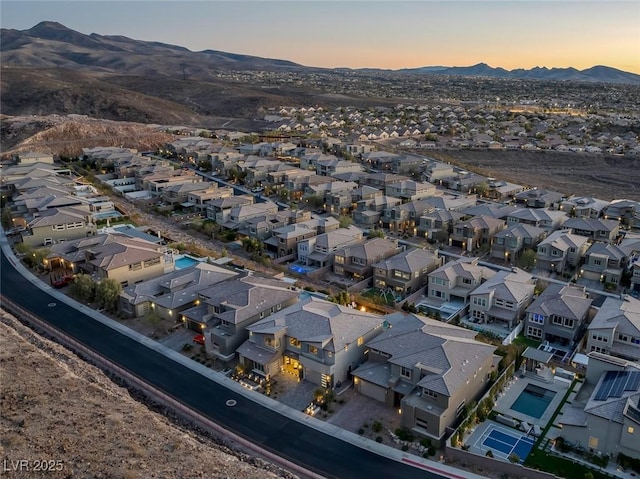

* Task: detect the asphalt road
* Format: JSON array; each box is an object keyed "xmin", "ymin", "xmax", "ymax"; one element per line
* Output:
[{"xmin": 1, "ymin": 249, "xmax": 443, "ymax": 479}]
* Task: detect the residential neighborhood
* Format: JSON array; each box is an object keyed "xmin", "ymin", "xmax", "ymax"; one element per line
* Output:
[{"xmin": 2, "ymin": 115, "xmax": 640, "ymax": 478}]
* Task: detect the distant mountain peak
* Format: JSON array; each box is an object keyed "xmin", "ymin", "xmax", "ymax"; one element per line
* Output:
[{"xmin": 397, "ymin": 62, "xmax": 640, "ymax": 84}]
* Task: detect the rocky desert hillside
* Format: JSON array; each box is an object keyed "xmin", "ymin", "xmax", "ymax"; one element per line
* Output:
[
  {"xmin": 0, "ymin": 114, "xmax": 177, "ymax": 158},
  {"xmin": 0, "ymin": 312, "xmax": 294, "ymax": 479}
]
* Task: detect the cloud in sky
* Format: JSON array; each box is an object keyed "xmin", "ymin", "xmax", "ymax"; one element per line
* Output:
[{"xmin": 2, "ymin": 1, "xmax": 639, "ymax": 73}]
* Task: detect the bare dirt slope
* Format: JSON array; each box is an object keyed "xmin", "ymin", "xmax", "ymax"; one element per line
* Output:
[
  {"xmin": 1, "ymin": 115, "xmax": 177, "ymax": 158},
  {"xmin": 0, "ymin": 312, "xmax": 292, "ymax": 479},
  {"xmin": 425, "ymin": 149, "xmax": 640, "ymax": 201}
]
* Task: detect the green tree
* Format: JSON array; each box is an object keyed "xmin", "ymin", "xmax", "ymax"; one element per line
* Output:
[
  {"xmin": 368, "ymin": 229, "xmax": 385, "ymax": 239},
  {"xmin": 145, "ymin": 310, "xmax": 162, "ymax": 330},
  {"xmin": 95, "ymin": 278, "xmax": 122, "ymax": 313},
  {"xmin": 201, "ymin": 220, "xmax": 217, "ymax": 237},
  {"xmin": 70, "ymin": 274, "xmax": 96, "ymax": 302},
  {"xmin": 1, "ymin": 207, "xmax": 12, "ymax": 228},
  {"xmin": 338, "ymin": 215, "xmax": 353, "ymax": 228},
  {"xmin": 305, "ymin": 194, "xmax": 324, "ymax": 209},
  {"xmin": 517, "ymin": 249, "xmax": 536, "ymax": 270},
  {"xmin": 329, "ymin": 291, "xmax": 351, "ymax": 306}
]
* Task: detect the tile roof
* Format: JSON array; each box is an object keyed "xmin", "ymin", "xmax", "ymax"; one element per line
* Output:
[
  {"xmin": 247, "ymin": 296, "xmax": 384, "ymax": 352},
  {"xmin": 363, "ymin": 313, "xmax": 495, "ymax": 397}
]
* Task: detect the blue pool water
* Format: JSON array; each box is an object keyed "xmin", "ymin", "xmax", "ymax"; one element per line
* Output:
[
  {"xmin": 175, "ymin": 256, "xmax": 200, "ymax": 269},
  {"xmin": 511, "ymin": 384, "xmax": 556, "ymax": 419},
  {"xmin": 289, "ymin": 264, "xmax": 312, "ymax": 274}
]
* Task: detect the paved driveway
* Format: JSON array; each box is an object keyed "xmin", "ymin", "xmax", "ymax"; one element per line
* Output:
[{"xmin": 159, "ymin": 327, "xmax": 198, "ymax": 351}]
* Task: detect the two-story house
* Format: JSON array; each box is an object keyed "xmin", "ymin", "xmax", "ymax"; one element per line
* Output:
[
  {"xmin": 506, "ymin": 208, "xmax": 568, "ymax": 232},
  {"xmin": 586, "ymin": 296, "xmax": 640, "ymax": 361},
  {"xmin": 200, "ymin": 276, "xmax": 300, "ymax": 361},
  {"xmin": 563, "ymin": 217, "xmax": 620, "ymax": 243},
  {"xmin": 490, "ymin": 224, "xmax": 547, "ymax": 264},
  {"xmin": 265, "ymin": 217, "xmax": 340, "ymax": 258},
  {"xmin": 605, "ymin": 199, "xmax": 640, "ymax": 229},
  {"xmin": 24, "ymin": 205, "xmax": 96, "ymax": 247},
  {"xmin": 558, "ymin": 353, "xmax": 640, "ymax": 459},
  {"xmin": 186, "ymin": 185, "xmax": 234, "ymax": 213},
  {"xmin": 206, "ymin": 196, "xmax": 254, "ymax": 223},
  {"xmin": 580, "ymin": 241, "xmax": 637, "ymax": 286},
  {"xmin": 449, "ymin": 215, "xmax": 506, "ymax": 252},
  {"xmin": 161, "ymin": 182, "xmax": 211, "ymax": 207},
  {"xmin": 372, "ymin": 248, "xmax": 443, "ymax": 296},
  {"xmin": 353, "ymin": 312, "xmax": 498, "ymax": 440},
  {"xmin": 560, "ymin": 196, "xmax": 609, "ymax": 219},
  {"xmin": 514, "ymin": 189, "xmax": 564, "ymax": 209},
  {"xmin": 535, "ymin": 230, "xmax": 590, "ymax": 274},
  {"xmin": 298, "ymin": 226, "xmax": 364, "ymax": 269},
  {"xmin": 333, "ymin": 238, "xmax": 402, "ymax": 281},
  {"xmin": 238, "ymin": 296, "xmax": 385, "ymax": 387},
  {"xmin": 467, "ymin": 268, "xmax": 535, "ymax": 329},
  {"xmin": 352, "ymin": 196, "xmax": 402, "ymax": 227},
  {"xmin": 384, "ymin": 180, "xmax": 436, "ymax": 203},
  {"xmin": 416, "ymin": 210, "xmax": 466, "ymax": 242},
  {"xmin": 524, "ymin": 283, "xmax": 593, "ymax": 345},
  {"xmin": 427, "ymin": 257, "xmax": 496, "ymax": 307}
]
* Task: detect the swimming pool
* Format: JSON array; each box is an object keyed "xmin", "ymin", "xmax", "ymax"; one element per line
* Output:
[
  {"xmin": 289, "ymin": 264, "xmax": 312, "ymax": 274},
  {"xmin": 511, "ymin": 384, "xmax": 556, "ymax": 419},
  {"xmin": 175, "ymin": 256, "xmax": 200, "ymax": 270}
]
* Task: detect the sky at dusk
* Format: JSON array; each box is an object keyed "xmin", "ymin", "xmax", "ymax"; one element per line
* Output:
[{"xmin": 2, "ymin": 1, "xmax": 639, "ymax": 74}]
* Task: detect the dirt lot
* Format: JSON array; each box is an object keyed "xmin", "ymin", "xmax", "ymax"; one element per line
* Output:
[
  {"xmin": 424, "ymin": 149, "xmax": 640, "ymax": 201},
  {"xmin": 0, "ymin": 312, "xmax": 293, "ymax": 479}
]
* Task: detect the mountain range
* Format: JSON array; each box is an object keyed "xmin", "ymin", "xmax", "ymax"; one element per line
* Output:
[{"xmin": 2, "ymin": 21, "xmax": 640, "ymax": 85}]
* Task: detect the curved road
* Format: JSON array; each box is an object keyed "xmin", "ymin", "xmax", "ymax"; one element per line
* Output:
[{"xmin": 0, "ymin": 249, "xmax": 455, "ymax": 479}]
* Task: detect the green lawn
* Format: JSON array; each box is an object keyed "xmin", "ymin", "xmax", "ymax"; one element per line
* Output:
[{"xmin": 525, "ymin": 450, "xmax": 612, "ymax": 479}]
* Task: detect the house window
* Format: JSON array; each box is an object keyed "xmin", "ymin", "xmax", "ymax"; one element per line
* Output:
[
  {"xmin": 401, "ymin": 366, "xmax": 412, "ymax": 379},
  {"xmin": 462, "ymin": 278, "xmax": 472, "ymax": 285},
  {"xmin": 618, "ymin": 334, "xmax": 629, "ymax": 342},
  {"xmin": 52, "ymin": 224, "xmax": 66, "ymax": 231},
  {"xmin": 129, "ymin": 262, "xmax": 142, "ymax": 271},
  {"xmin": 527, "ymin": 326, "xmax": 542, "ymax": 339},
  {"xmin": 594, "ymin": 259, "xmax": 602, "ymax": 266},
  {"xmin": 431, "ymin": 277, "xmax": 445, "ymax": 286},
  {"xmin": 416, "ymin": 418, "xmax": 428, "ymax": 429},
  {"xmin": 552, "ymin": 250, "xmax": 561, "ymax": 257},
  {"xmin": 289, "ymin": 337, "xmax": 300, "ymax": 348},
  {"xmin": 588, "ymin": 436, "xmax": 599, "ymax": 449},
  {"xmin": 552, "ymin": 315, "xmax": 563, "ymax": 325},
  {"xmin": 473, "ymin": 297, "xmax": 487, "ymax": 307},
  {"xmin": 563, "ymin": 318, "xmax": 574, "ymax": 328},
  {"xmin": 309, "ymin": 345, "xmax": 318, "ymax": 355},
  {"xmin": 423, "ymin": 389, "xmax": 437, "ymax": 399},
  {"xmin": 628, "ymin": 426, "xmax": 635, "ymax": 434},
  {"xmin": 592, "ymin": 333, "xmax": 608, "ymax": 343},
  {"xmin": 357, "ymin": 336, "xmax": 364, "ymax": 346},
  {"xmin": 144, "ymin": 257, "xmax": 161, "ymax": 267},
  {"xmin": 265, "ymin": 337, "xmax": 278, "ymax": 348},
  {"xmin": 531, "ymin": 313, "xmax": 545, "ymax": 324},
  {"xmin": 431, "ymin": 290, "xmax": 444, "ymax": 298}
]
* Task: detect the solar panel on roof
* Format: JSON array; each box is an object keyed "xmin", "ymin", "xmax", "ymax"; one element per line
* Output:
[
  {"xmin": 611, "ymin": 372, "xmax": 627, "ymax": 398},
  {"xmin": 594, "ymin": 371, "xmax": 617, "ymax": 401},
  {"xmin": 625, "ymin": 371, "xmax": 640, "ymax": 392}
]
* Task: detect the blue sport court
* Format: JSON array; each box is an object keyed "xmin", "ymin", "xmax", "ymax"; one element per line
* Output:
[{"xmin": 480, "ymin": 427, "xmax": 535, "ymax": 463}]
